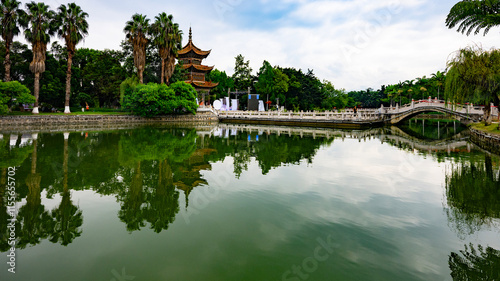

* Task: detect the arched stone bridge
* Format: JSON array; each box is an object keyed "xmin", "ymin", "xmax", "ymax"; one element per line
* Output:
[
  {"xmin": 382, "ymin": 100, "xmax": 491, "ymax": 124},
  {"xmin": 212, "ymin": 99, "xmax": 497, "ymax": 126}
]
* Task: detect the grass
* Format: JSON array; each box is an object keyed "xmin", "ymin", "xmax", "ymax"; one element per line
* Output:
[{"xmin": 471, "ymin": 122, "xmax": 500, "ymax": 136}]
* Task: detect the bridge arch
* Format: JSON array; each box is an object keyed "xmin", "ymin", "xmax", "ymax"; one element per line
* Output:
[{"xmin": 385, "ymin": 106, "xmax": 482, "ymax": 125}]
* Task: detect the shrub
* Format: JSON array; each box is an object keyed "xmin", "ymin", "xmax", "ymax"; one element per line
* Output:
[
  {"xmin": 120, "ymin": 76, "xmax": 139, "ymax": 107},
  {"xmin": 123, "ymin": 82, "xmax": 198, "ymax": 117},
  {"xmin": 0, "ymin": 81, "xmax": 35, "ymax": 115}
]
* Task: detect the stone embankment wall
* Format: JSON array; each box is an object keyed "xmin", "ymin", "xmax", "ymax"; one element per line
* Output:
[
  {"xmin": 469, "ymin": 128, "xmax": 500, "ymax": 155},
  {"xmin": 0, "ymin": 112, "xmax": 218, "ymax": 133}
]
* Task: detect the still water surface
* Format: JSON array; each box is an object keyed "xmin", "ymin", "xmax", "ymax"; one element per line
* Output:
[{"xmin": 0, "ymin": 122, "xmax": 499, "ymax": 281}]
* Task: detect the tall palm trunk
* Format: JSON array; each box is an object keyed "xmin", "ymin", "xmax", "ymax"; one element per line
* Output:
[
  {"xmin": 160, "ymin": 59, "xmax": 166, "ymax": 84},
  {"xmin": 64, "ymin": 53, "xmax": 73, "ymax": 114},
  {"xmin": 166, "ymin": 56, "xmax": 176, "ymax": 85},
  {"xmin": 4, "ymin": 43, "xmax": 12, "ymax": 82},
  {"xmin": 33, "ymin": 72, "xmax": 40, "ymax": 114}
]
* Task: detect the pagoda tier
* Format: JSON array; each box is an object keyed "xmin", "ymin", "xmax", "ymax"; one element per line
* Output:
[{"xmin": 177, "ymin": 28, "xmax": 218, "ymax": 91}]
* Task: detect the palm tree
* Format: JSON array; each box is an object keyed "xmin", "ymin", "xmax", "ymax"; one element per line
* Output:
[
  {"xmin": 151, "ymin": 12, "xmax": 173, "ymax": 84},
  {"xmin": 446, "ymin": 0, "xmax": 500, "ymax": 36},
  {"xmin": 55, "ymin": 3, "xmax": 88, "ymax": 114},
  {"xmin": 20, "ymin": 2, "xmax": 56, "ymax": 114},
  {"xmin": 0, "ymin": 0, "xmax": 24, "ymax": 82},
  {"xmin": 165, "ymin": 22, "xmax": 182, "ymax": 84},
  {"xmin": 124, "ymin": 14, "xmax": 149, "ymax": 84},
  {"xmin": 150, "ymin": 13, "xmax": 182, "ymax": 85},
  {"xmin": 431, "ymin": 71, "xmax": 445, "ymax": 100}
]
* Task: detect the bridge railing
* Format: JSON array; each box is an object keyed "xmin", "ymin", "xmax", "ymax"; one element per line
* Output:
[
  {"xmin": 383, "ymin": 99, "xmax": 489, "ymax": 116},
  {"xmin": 217, "ymin": 109, "xmax": 383, "ymax": 122}
]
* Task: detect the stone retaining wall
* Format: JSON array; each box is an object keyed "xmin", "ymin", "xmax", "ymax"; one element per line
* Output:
[
  {"xmin": 0, "ymin": 112, "xmax": 218, "ymax": 133},
  {"xmin": 469, "ymin": 128, "xmax": 500, "ymax": 155}
]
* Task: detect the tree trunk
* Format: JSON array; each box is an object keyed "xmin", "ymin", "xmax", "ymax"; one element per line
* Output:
[
  {"xmin": 160, "ymin": 59, "xmax": 166, "ymax": 84},
  {"xmin": 4, "ymin": 43, "xmax": 11, "ymax": 82},
  {"xmin": 33, "ymin": 72, "xmax": 40, "ymax": 114},
  {"xmin": 138, "ymin": 69, "xmax": 144, "ymax": 84},
  {"xmin": 483, "ymin": 103, "xmax": 492, "ymax": 126},
  {"xmin": 64, "ymin": 52, "xmax": 73, "ymax": 114}
]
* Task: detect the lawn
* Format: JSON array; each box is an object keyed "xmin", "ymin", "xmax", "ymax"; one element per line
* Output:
[{"xmin": 471, "ymin": 122, "xmax": 500, "ymax": 136}]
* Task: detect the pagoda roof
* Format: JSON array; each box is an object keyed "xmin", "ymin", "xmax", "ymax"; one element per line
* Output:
[
  {"xmin": 182, "ymin": 64, "xmax": 214, "ymax": 72},
  {"xmin": 185, "ymin": 80, "xmax": 219, "ymax": 89},
  {"xmin": 178, "ymin": 28, "xmax": 211, "ymax": 57}
]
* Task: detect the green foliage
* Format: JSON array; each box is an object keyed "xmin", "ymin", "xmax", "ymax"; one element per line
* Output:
[
  {"xmin": 254, "ymin": 60, "xmax": 290, "ymax": 107},
  {"xmin": 445, "ymin": 46, "xmax": 500, "ymax": 104},
  {"xmin": 280, "ymin": 68, "xmax": 323, "ymax": 111},
  {"xmin": 232, "ymin": 54, "xmax": 253, "ymax": 90},
  {"xmin": 0, "ymin": 80, "xmax": 35, "ymax": 114},
  {"xmin": 321, "ymin": 80, "xmax": 349, "ymax": 110},
  {"xmin": 122, "ymin": 82, "xmax": 198, "ymax": 117},
  {"xmin": 446, "ymin": 0, "xmax": 500, "ymax": 36},
  {"xmin": 207, "ymin": 68, "xmax": 234, "ymax": 100},
  {"xmin": 120, "ymin": 76, "xmax": 139, "ymax": 106},
  {"xmin": 255, "ymin": 60, "xmax": 274, "ymax": 99},
  {"xmin": 445, "ymin": 46, "xmax": 500, "ymax": 125}
]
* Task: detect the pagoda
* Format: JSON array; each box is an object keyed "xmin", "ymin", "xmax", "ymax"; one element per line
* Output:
[{"xmin": 177, "ymin": 28, "xmax": 218, "ymax": 105}]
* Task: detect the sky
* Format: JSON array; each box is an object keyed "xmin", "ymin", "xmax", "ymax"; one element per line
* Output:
[{"xmin": 17, "ymin": 0, "xmax": 499, "ymax": 90}]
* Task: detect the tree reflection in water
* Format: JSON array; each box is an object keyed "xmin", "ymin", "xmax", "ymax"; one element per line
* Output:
[
  {"xmin": 449, "ymin": 244, "xmax": 500, "ymax": 281},
  {"xmin": 48, "ymin": 135, "xmax": 83, "ymax": 246},
  {"xmin": 17, "ymin": 137, "xmax": 52, "ymax": 248},
  {"xmin": 445, "ymin": 154, "xmax": 500, "ymax": 237}
]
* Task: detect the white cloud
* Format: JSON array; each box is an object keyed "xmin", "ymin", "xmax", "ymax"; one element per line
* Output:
[{"xmin": 14, "ymin": 0, "xmax": 500, "ymax": 90}]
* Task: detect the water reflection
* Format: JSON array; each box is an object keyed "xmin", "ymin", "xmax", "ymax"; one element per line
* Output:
[
  {"xmin": 0, "ymin": 123, "xmax": 496, "ymax": 252},
  {"xmin": 48, "ymin": 135, "xmax": 83, "ymax": 245},
  {"xmin": 401, "ymin": 118, "xmax": 467, "ymax": 140},
  {"xmin": 449, "ymin": 244, "xmax": 500, "ymax": 281},
  {"xmin": 445, "ymin": 154, "xmax": 500, "ymax": 237}
]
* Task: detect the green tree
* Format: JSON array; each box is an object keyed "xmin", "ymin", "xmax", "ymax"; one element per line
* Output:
[
  {"xmin": 0, "ymin": 80, "xmax": 35, "ymax": 114},
  {"xmin": 431, "ymin": 71, "xmax": 446, "ymax": 100},
  {"xmin": 21, "ymin": 1, "xmax": 56, "ymax": 114},
  {"xmin": 55, "ymin": 3, "xmax": 88, "ymax": 114},
  {"xmin": 445, "ymin": 46, "xmax": 500, "ymax": 126},
  {"xmin": 321, "ymin": 80, "xmax": 348, "ymax": 110},
  {"xmin": 272, "ymin": 68, "xmax": 289, "ymax": 108},
  {"xmin": 123, "ymin": 82, "xmax": 198, "ymax": 117},
  {"xmin": 446, "ymin": 0, "xmax": 500, "ymax": 36},
  {"xmin": 232, "ymin": 54, "xmax": 252, "ymax": 90},
  {"xmin": 124, "ymin": 14, "xmax": 149, "ymax": 84},
  {"xmin": 0, "ymin": 0, "xmax": 24, "ymax": 82},
  {"xmin": 67, "ymin": 48, "xmax": 126, "ymax": 108},
  {"xmin": 255, "ymin": 60, "xmax": 274, "ymax": 109},
  {"xmin": 206, "ymin": 68, "xmax": 234, "ymax": 100}
]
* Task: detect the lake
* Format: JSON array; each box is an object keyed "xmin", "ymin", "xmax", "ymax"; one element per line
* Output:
[{"xmin": 0, "ymin": 121, "xmax": 499, "ymax": 281}]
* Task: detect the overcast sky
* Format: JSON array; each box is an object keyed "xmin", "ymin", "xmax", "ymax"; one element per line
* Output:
[{"xmin": 18, "ymin": 0, "xmax": 498, "ymax": 90}]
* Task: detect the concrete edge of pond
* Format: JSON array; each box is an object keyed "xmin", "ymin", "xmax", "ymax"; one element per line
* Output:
[
  {"xmin": 469, "ymin": 127, "xmax": 500, "ymax": 156},
  {"xmin": 0, "ymin": 111, "xmax": 219, "ymax": 134},
  {"xmin": 2, "ymin": 112, "xmax": 499, "ymax": 156}
]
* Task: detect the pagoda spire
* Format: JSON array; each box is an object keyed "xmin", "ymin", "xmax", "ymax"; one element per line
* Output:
[{"xmin": 189, "ymin": 27, "xmax": 192, "ymax": 42}]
